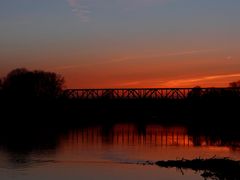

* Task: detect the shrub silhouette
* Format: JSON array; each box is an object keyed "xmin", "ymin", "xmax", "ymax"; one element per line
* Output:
[
  {"xmin": 187, "ymin": 86, "xmax": 202, "ymax": 99},
  {"xmin": 229, "ymin": 80, "xmax": 240, "ymax": 88},
  {"xmin": 1, "ymin": 68, "xmax": 65, "ymax": 100},
  {"xmin": 0, "ymin": 78, "xmax": 2, "ymax": 99}
]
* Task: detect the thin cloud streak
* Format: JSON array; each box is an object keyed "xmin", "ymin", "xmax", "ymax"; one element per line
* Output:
[
  {"xmin": 47, "ymin": 60, "xmax": 111, "ymax": 71},
  {"xmin": 163, "ymin": 73, "xmax": 240, "ymax": 87},
  {"xmin": 110, "ymin": 49, "xmax": 217, "ymax": 63},
  {"xmin": 67, "ymin": 0, "xmax": 90, "ymax": 22},
  {"xmin": 116, "ymin": 73, "xmax": 240, "ymax": 88},
  {"xmin": 165, "ymin": 49, "xmax": 217, "ymax": 57}
]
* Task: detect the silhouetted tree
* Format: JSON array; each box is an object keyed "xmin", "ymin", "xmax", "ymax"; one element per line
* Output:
[
  {"xmin": 187, "ymin": 86, "xmax": 202, "ymax": 99},
  {"xmin": 0, "ymin": 78, "xmax": 3, "ymax": 99},
  {"xmin": 0, "ymin": 78, "xmax": 2, "ymax": 90},
  {"xmin": 229, "ymin": 80, "xmax": 240, "ymax": 88},
  {"xmin": 1, "ymin": 68, "xmax": 65, "ymax": 100}
]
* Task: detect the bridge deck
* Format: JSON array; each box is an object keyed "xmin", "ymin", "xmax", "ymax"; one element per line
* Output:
[{"xmin": 64, "ymin": 88, "xmax": 240, "ymax": 100}]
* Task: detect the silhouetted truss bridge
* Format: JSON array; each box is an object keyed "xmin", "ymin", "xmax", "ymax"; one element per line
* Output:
[{"xmin": 64, "ymin": 88, "xmax": 240, "ymax": 100}]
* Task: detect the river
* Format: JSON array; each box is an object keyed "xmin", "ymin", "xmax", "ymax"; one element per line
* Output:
[{"xmin": 0, "ymin": 123, "xmax": 239, "ymax": 179}]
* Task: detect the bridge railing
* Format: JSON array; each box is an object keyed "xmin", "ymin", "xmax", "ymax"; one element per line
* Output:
[{"xmin": 63, "ymin": 88, "xmax": 240, "ymax": 100}]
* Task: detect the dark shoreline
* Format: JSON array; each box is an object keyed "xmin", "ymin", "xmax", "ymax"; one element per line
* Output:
[
  {"xmin": 1, "ymin": 97, "xmax": 240, "ymax": 127},
  {"xmin": 156, "ymin": 157, "xmax": 240, "ymax": 180}
]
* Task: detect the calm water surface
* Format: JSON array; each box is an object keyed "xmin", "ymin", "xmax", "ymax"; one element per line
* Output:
[{"xmin": 0, "ymin": 124, "xmax": 240, "ymax": 179}]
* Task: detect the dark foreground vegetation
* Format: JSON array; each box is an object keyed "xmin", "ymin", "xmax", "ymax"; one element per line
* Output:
[{"xmin": 156, "ymin": 157, "xmax": 240, "ymax": 180}]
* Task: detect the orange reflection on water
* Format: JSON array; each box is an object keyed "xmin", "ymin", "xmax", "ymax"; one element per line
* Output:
[
  {"xmin": 61, "ymin": 125, "xmax": 193, "ymax": 147},
  {"xmin": 60, "ymin": 124, "xmax": 237, "ymax": 148},
  {"xmin": 112, "ymin": 124, "xmax": 193, "ymax": 146},
  {"xmin": 57, "ymin": 124, "xmax": 240, "ymax": 162}
]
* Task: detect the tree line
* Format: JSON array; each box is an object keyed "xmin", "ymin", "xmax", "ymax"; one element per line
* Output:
[{"xmin": 0, "ymin": 68, "xmax": 64, "ymax": 100}]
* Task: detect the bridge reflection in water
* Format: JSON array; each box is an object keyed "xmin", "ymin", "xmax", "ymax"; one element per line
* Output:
[{"xmin": 64, "ymin": 124, "xmax": 238, "ymax": 148}]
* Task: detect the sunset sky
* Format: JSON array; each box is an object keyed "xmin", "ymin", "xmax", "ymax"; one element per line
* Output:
[{"xmin": 0, "ymin": 0, "xmax": 240, "ymax": 88}]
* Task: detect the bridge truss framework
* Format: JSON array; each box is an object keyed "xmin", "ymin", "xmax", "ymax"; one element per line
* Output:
[{"xmin": 64, "ymin": 88, "xmax": 240, "ymax": 100}]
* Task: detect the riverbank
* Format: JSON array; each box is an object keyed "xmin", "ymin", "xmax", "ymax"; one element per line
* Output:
[
  {"xmin": 1, "ymin": 97, "xmax": 240, "ymax": 128},
  {"xmin": 156, "ymin": 157, "xmax": 240, "ymax": 179}
]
